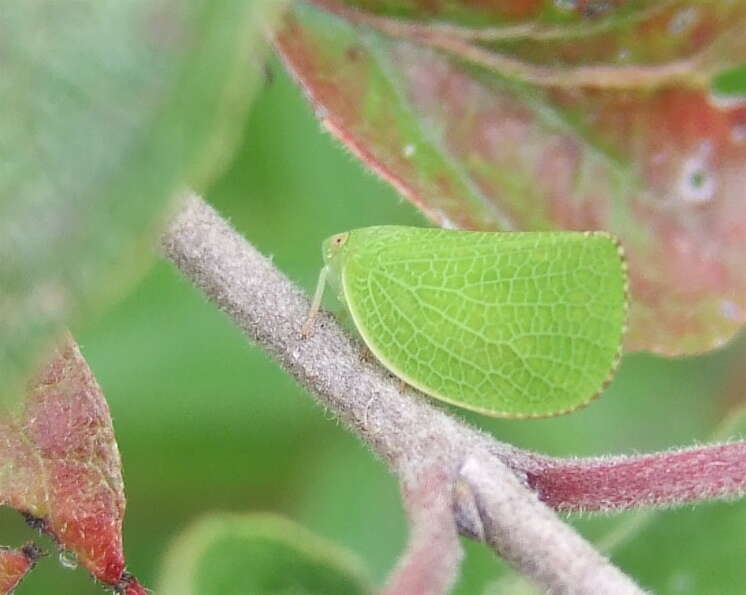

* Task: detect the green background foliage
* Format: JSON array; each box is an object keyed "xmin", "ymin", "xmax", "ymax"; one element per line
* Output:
[
  {"xmin": 158, "ymin": 514, "xmax": 371, "ymax": 594},
  {"xmin": 4, "ymin": 60, "xmax": 746, "ymax": 594}
]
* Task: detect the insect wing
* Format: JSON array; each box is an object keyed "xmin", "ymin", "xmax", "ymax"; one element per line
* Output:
[{"xmin": 339, "ymin": 226, "xmax": 626, "ymax": 418}]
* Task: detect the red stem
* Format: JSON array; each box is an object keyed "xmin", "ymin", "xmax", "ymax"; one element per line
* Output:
[{"xmin": 517, "ymin": 440, "xmax": 746, "ymax": 512}]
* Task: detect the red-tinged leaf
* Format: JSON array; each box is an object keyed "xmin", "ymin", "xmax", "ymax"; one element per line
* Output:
[
  {"xmin": 334, "ymin": 0, "xmax": 661, "ymax": 28},
  {"xmin": 275, "ymin": 0, "xmax": 746, "ymax": 355},
  {"xmin": 0, "ymin": 335, "xmax": 144, "ymax": 592},
  {"xmin": 0, "ymin": 545, "xmax": 41, "ymax": 594}
]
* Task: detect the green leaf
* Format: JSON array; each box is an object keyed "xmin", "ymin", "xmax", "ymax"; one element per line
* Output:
[
  {"xmin": 0, "ymin": 0, "xmax": 285, "ymax": 401},
  {"xmin": 276, "ymin": 1, "xmax": 746, "ymax": 356},
  {"xmin": 158, "ymin": 513, "xmax": 372, "ymax": 595}
]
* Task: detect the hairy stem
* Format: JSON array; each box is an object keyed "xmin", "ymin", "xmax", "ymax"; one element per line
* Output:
[
  {"xmin": 521, "ymin": 440, "xmax": 746, "ymax": 512},
  {"xmin": 381, "ymin": 469, "xmax": 462, "ymax": 595},
  {"xmin": 161, "ymin": 194, "xmax": 643, "ymax": 594},
  {"xmin": 460, "ymin": 457, "xmax": 643, "ymax": 595}
]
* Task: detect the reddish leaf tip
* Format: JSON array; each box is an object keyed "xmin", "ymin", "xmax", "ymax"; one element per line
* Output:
[
  {"xmin": 1, "ymin": 336, "xmax": 139, "ymax": 590},
  {"xmin": 0, "ymin": 543, "xmax": 42, "ymax": 594}
]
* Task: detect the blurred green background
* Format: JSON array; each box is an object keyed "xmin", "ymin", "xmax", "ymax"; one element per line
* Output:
[{"xmin": 5, "ymin": 58, "xmax": 746, "ymax": 594}]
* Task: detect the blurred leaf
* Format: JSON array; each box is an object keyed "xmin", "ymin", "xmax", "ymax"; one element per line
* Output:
[
  {"xmin": 0, "ymin": 545, "xmax": 40, "ymax": 595},
  {"xmin": 0, "ymin": 335, "xmax": 144, "ymax": 591},
  {"xmin": 158, "ymin": 513, "xmax": 372, "ymax": 595},
  {"xmin": 275, "ymin": 1, "xmax": 746, "ymax": 355},
  {"xmin": 0, "ymin": 0, "xmax": 285, "ymax": 401}
]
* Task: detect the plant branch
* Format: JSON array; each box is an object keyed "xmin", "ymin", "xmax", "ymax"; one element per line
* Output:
[
  {"xmin": 161, "ymin": 194, "xmax": 643, "ymax": 594},
  {"xmin": 460, "ymin": 457, "xmax": 642, "ymax": 595},
  {"xmin": 381, "ymin": 469, "xmax": 462, "ymax": 595},
  {"xmin": 521, "ymin": 440, "xmax": 746, "ymax": 512},
  {"xmin": 161, "ymin": 196, "xmax": 487, "ymax": 476}
]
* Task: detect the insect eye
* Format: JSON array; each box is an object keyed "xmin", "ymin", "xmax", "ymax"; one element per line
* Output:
[{"xmin": 328, "ymin": 233, "xmax": 349, "ymax": 251}]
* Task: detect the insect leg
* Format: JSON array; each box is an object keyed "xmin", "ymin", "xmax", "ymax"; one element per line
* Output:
[{"xmin": 301, "ymin": 265, "xmax": 329, "ymax": 338}]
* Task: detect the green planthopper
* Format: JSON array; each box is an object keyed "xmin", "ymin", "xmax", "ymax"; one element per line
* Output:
[{"xmin": 306, "ymin": 226, "xmax": 628, "ymax": 418}]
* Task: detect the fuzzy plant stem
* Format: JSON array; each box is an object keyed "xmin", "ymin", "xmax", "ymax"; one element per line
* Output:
[
  {"xmin": 380, "ymin": 468, "xmax": 463, "ymax": 595},
  {"xmin": 161, "ymin": 194, "xmax": 644, "ymax": 595}
]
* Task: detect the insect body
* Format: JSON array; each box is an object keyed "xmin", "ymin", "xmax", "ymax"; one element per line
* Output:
[{"xmin": 308, "ymin": 226, "xmax": 627, "ymax": 418}]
